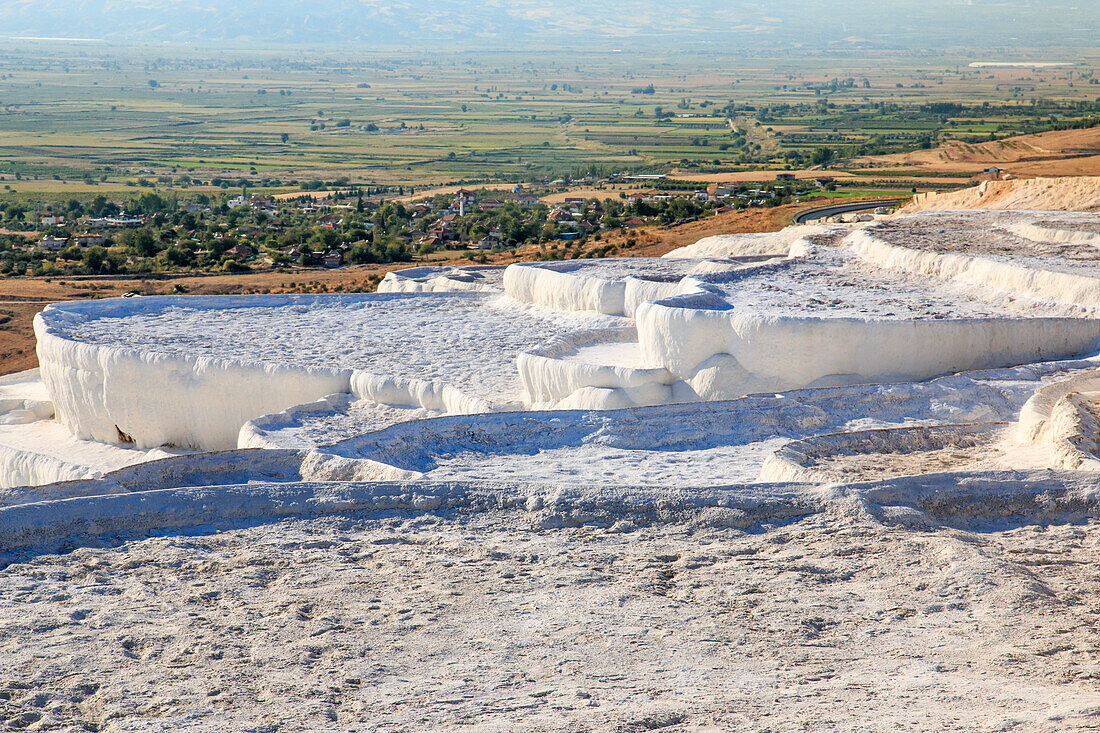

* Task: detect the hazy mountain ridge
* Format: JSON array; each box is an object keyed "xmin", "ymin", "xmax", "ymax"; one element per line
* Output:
[{"xmin": 0, "ymin": 0, "xmax": 1095, "ymax": 49}]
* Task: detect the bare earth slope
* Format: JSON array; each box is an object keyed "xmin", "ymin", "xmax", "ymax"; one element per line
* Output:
[
  {"xmin": 900, "ymin": 176, "xmax": 1100, "ymax": 213},
  {"xmin": 865, "ymin": 126, "xmax": 1100, "ymax": 177}
]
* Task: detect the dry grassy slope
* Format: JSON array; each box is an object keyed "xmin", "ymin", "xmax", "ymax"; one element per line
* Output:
[
  {"xmin": 580, "ymin": 201, "xmax": 808, "ymax": 258},
  {"xmin": 864, "ymin": 127, "xmax": 1100, "ymax": 177},
  {"xmin": 899, "ymin": 175, "xmax": 1100, "ymax": 213}
]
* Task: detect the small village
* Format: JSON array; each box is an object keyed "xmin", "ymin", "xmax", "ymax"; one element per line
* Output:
[{"xmin": 0, "ymin": 175, "xmax": 828, "ymax": 278}]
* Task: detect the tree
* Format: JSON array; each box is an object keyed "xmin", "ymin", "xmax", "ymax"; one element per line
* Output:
[
  {"xmin": 89, "ymin": 196, "xmax": 117, "ymax": 217},
  {"xmin": 348, "ymin": 243, "xmax": 376, "ymax": 264},
  {"xmin": 221, "ymin": 259, "xmax": 250, "ymax": 273},
  {"xmin": 82, "ymin": 246, "xmax": 107, "ymax": 273},
  {"xmin": 148, "ymin": 80, "xmax": 159, "ymax": 89},
  {"xmin": 810, "ymin": 147, "xmax": 835, "ymax": 166},
  {"xmin": 310, "ymin": 228, "xmax": 339, "ymax": 250},
  {"xmin": 132, "ymin": 191, "xmax": 167, "ymax": 215},
  {"xmin": 121, "ymin": 228, "xmax": 159, "ymax": 258},
  {"xmin": 164, "ymin": 246, "xmax": 195, "ymax": 267},
  {"xmin": 280, "ymin": 133, "xmax": 289, "ymax": 143}
]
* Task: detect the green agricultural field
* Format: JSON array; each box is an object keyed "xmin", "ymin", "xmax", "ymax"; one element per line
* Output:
[{"xmin": 1, "ymin": 44, "xmax": 1099, "ymax": 203}]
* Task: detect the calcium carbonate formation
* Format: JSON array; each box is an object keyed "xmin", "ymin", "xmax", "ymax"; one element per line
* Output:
[{"xmin": 9, "ymin": 203, "xmax": 1100, "ymax": 549}]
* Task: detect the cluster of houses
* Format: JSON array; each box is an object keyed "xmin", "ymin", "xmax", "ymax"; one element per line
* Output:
[
  {"xmin": 417, "ymin": 189, "xmax": 620, "ymax": 248},
  {"xmin": 451, "ymin": 188, "xmax": 540, "ymax": 213},
  {"xmin": 38, "ymin": 232, "xmax": 108, "ymax": 252},
  {"xmin": 35, "ymin": 209, "xmax": 149, "ymax": 252},
  {"xmin": 690, "ymin": 176, "xmax": 838, "ymax": 211},
  {"xmin": 39, "ymin": 212, "xmax": 146, "ymax": 228},
  {"xmin": 410, "ymin": 188, "xmax": 543, "ymax": 251},
  {"xmin": 227, "ymin": 194, "xmax": 279, "ymax": 216},
  {"xmin": 271, "ymin": 243, "xmax": 345, "ymax": 268},
  {"xmin": 545, "ymin": 197, "xmax": 637, "ymax": 240},
  {"xmin": 83, "ymin": 215, "xmax": 144, "ymax": 228}
]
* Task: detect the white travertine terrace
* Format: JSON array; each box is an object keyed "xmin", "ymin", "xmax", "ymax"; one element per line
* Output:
[
  {"xmin": 377, "ymin": 264, "xmax": 505, "ymax": 294},
  {"xmin": 34, "ymin": 292, "xmax": 624, "ymax": 449},
  {"xmin": 9, "ymin": 204, "xmax": 1100, "ymax": 506},
  {"xmin": 14, "ymin": 180, "xmax": 1100, "ymax": 731}
]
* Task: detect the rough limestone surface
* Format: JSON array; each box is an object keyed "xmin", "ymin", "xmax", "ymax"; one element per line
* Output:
[
  {"xmin": 5, "ymin": 476, "xmax": 1100, "ymax": 731},
  {"xmin": 11, "ymin": 184, "xmax": 1100, "ymax": 729}
]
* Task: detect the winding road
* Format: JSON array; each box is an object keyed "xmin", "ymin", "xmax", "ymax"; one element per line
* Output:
[{"xmin": 793, "ymin": 198, "xmax": 903, "ymax": 224}]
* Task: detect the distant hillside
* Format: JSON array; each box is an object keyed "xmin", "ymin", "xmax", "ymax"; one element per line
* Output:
[
  {"xmin": 864, "ymin": 127, "xmax": 1100, "ymax": 178},
  {"xmin": 0, "ymin": 0, "xmax": 1096, "ymax": 49}
]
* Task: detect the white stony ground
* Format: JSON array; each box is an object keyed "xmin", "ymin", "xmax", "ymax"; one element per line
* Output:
[
  {"xmin": 520, "ymin": 256, "xmax": 727, "ymax": 280},
  {"xmin": 0, "ymin": 421, "xmax": 185, "ymax": 484},
  {"xmin": 5, "ymin": 509, "xmax": 1100, "ymax": 731},
  {"xmin": 303, "ymin": 360, "xmax": 1092, "ymax": 488},
  {"xmin": 712, "ymin": 245, "xmax": 1079, "ymax": 319},
  {"xmin": 421, "ymin": 438, "xmax": 789, "ymax": 484},
  {"xmin": 14, "ymin": 198, "xmax": 1100, "ymax": 730},
  {"xmin": 868, "ymin": 210, "xmax": 1100, "ymax": 278},
  {"xmin": 245, "ymin": 394, "xmax": 441, "ymax": 450}
]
